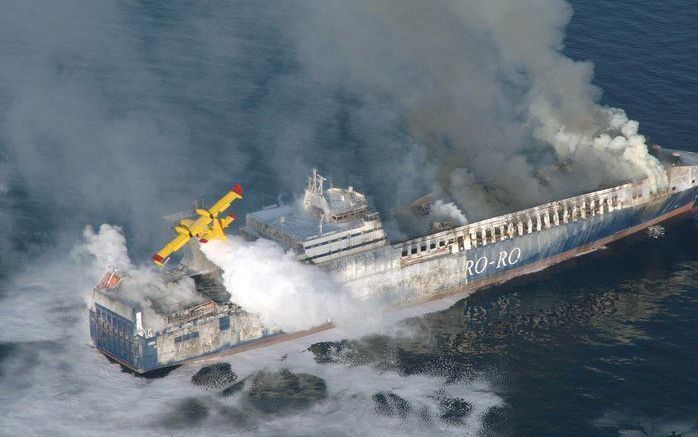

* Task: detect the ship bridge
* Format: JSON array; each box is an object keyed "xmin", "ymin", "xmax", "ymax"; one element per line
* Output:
[{"xmin": 242, "ymin": 169, "xmax": 388, "ymax": 264}]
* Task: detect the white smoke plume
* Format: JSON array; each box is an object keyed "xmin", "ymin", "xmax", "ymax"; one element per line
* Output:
[
  {"xmin": 73, "ymin": 224, "xmax": 133, "ymax": 275},
  {"xmin": 74, "ymin": 224, "xmax": 202, "ymax": 332},
  {"xmin": 201, "ymin": 237, "xmax": 383, "ymax": 333},
  {"xmin": 430, "ymin": 199, "xmax": 469, "ymax": 226}
]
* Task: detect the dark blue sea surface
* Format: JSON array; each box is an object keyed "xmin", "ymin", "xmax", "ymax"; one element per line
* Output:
[
  {"xmin": 1, "ymin": 1, "xmax": 697, "ymax": 436},
  {"xmin": 474, "ymin": 1, "xmax": 698, "ymax": 433},
  {"xmin": 566, "ymin": 1, "xmax": 698, "ymax": 150}
]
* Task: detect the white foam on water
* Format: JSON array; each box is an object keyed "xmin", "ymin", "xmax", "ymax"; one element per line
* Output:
[
  {"xmin": 208, "ymin": 349, "xmax": 505, "ymax": 437},
  {"xmin": 0, "ymin": 224, "xmax": 503, "ymax": 437}
]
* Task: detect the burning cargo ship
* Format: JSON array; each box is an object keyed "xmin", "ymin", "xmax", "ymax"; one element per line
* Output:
[{"xmin": 90, "ymin": 147, "xmax": 698, "ymax": 373}]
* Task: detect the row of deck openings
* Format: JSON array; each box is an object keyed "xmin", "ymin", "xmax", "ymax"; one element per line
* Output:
[
  {"xmin": 401, "ymin": 193, "xmax": 626, "ymax": 258},
  {"xmin": 468, "ymin": 195, "xmax": 622, "ymax": 248},
  {"xmin": 401, "ymin": 239, "xmax": 452, "ymax": 258}
]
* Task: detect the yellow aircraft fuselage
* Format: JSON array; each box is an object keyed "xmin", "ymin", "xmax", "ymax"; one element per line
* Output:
[{"xmin": 152, "ymin": 184, "xmax": 243, "ymax": 266}]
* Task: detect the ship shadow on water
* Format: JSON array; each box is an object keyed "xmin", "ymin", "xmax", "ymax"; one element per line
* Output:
[{"xmin": 102, "ymin": 354, "xmax": 181, "ymax": 379}]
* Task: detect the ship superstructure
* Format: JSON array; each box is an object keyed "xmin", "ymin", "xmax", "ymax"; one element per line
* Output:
[
  {"xmin": 242, "ymin": 168, "xmax": 388, "ymax": 264},
  {"xmin": 89, "ymin": 147, "xmax": 698, "ymax": 373}
]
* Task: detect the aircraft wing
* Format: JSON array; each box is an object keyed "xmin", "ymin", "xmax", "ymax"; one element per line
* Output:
[
  {"xmin": 152, "ymin": 233, "xmax": 190, "ymax": 266},
  {"xmin": 162, "ymin": 210, "xmax": 194, "ymax": 222},
  {"xmin": 208, "ymin": 184, "xmax": 243, "ymax": 216}
]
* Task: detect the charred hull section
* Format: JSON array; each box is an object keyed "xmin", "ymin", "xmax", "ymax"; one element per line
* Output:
[{"xmin": 89, "ymin": 297, "xmax": 281, "ymax": 374}]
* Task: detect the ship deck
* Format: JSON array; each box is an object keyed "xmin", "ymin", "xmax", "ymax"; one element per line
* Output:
[{"xmin": 247, "ymin": 203, "xmax": 367, "ymax": 242}]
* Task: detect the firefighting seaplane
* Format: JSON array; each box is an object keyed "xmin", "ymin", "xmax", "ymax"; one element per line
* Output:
[{"xmin": 152, "ymin": 184, "xmax": 243, "ymax": 266}]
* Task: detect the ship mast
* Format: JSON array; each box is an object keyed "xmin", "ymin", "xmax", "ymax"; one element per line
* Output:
[{"xmin": 304, "ymin": 167, "xmax": 326, "ymax": 208}]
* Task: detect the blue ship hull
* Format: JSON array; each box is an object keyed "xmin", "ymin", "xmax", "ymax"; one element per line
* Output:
[
  {"xmin": 448, "ymin": 187, "xmax": 698, "ymax": 292},
  {"xmin": 89, "ymin": 304, "xmax": 159, "ymax": 372}
]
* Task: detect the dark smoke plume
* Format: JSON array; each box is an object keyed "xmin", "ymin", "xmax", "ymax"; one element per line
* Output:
[{"xmin": 0, "ymin": 0, "xmax": 664, "ymax": 257}]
